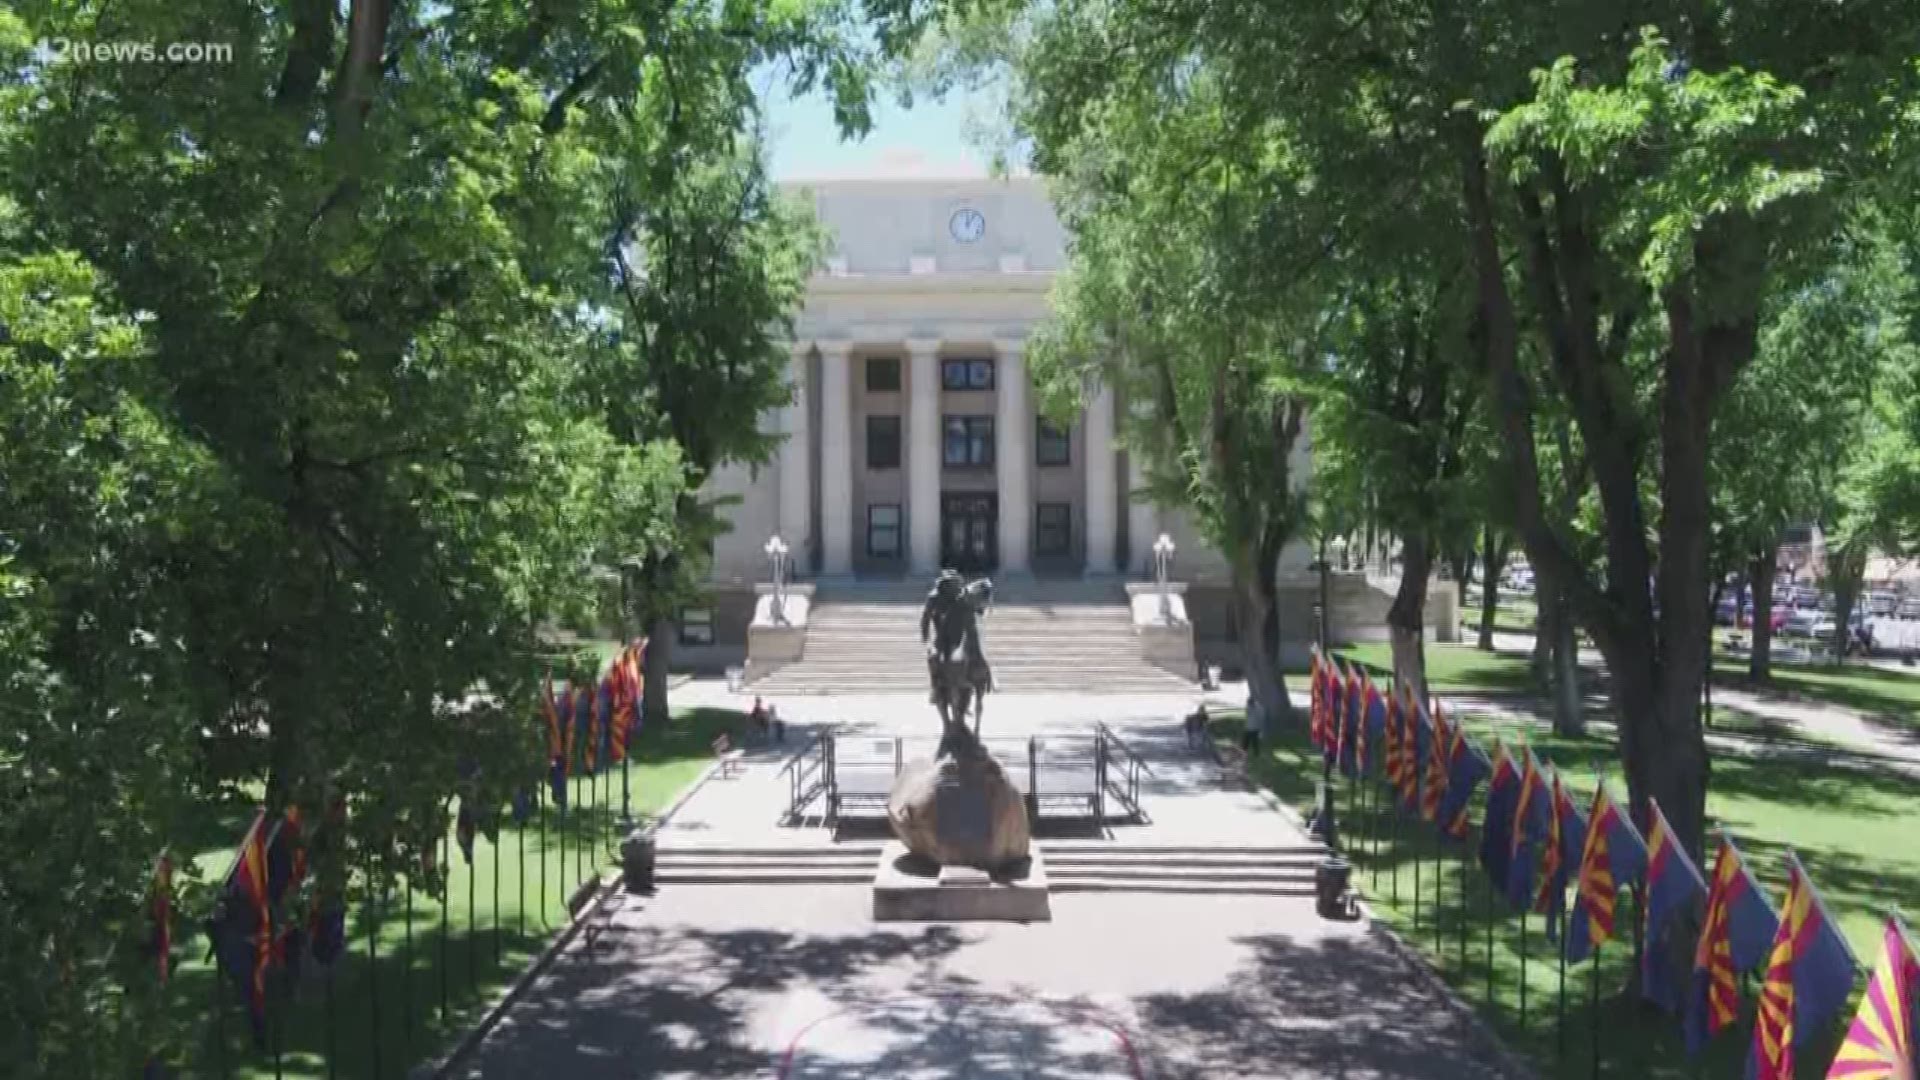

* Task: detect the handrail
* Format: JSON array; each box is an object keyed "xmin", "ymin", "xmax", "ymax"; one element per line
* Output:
[
  {"xmin": 1094, "ymin": 722, "xmax": 1157, "ymax": 778},
  {"xmin": 777, "ymin": 725, "xmax": 834, "ymax": 778},
  {"xmin": 775, "ymin": 730, "xmax": 821, "ymax": 772}
]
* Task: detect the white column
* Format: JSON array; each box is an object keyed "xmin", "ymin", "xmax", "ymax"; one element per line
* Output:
[
  {"xmin": 778, "ymin": 344, "xmax": 813, "ymax": 565},
  {"xmin": 1127, "ymin": 446, "xmax": 1156, "ymax": 575},
  {"xmin": 819, "ymin": 341, "xmax": 853, "ymax": 575},
  {"xmin": 1083, "ymin": 379, "xmax": 1118, "ymax": 574},
  {"xmin": 907, "ymin": 339, "xmax": 942, "ymax": 574},
  {"xmin": 995, "ymin": 340, "xmax": 1031, "ymax": 573}
]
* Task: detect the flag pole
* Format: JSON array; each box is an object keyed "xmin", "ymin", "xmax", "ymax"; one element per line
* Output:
[
  {"xmin": 439, "ymin": 834, "xmax": 449, "ymax": 1025},
  {"xmin": 467, "ymin": 839, "xmax": 476, "ymax": 990},
  {"xmin": 1517, "ymin": 906, "xmax": 1529, "ymax": 1032},
  {"xmin": 370, "ymin": 876, "xmax": 384, "ymax": 1080},
  {"xmin": 538, "ymin": 781, "xmax": 548, "ymax": 931},
  {"xmin": 1589, "ymin": 939, "xmax": 1601, "ymax": 1080},
  {"xmin": 1556, "ymin": 916, "xmax": 1567, "ymax": 1060},
  {"xmin": 403, "ymin": 870, "xmax": 414, "ymax": 1044},
  {"xmin": 1485, "ymin": 846, "xmax": 1496, "ymax": 1008}
]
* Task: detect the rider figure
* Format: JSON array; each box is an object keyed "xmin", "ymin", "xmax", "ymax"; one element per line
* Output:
[{"xmin": 921, "ymin": 570, "xmax": 991, "ymax": 705}]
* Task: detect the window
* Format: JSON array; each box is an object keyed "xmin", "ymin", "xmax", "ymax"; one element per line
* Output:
[
  {"xmin": 677, "ymin": 607, "xmax": 714, "ymax": 647},
  {"xmin": 1037, "ymin": 418, "xmax": 1071, "ymax": 467},
  {"xmin": 865, "ymin": 356, "xmax": 901, "ymax": 392},
  {"xmin": 1036, "ymin": 503, "xmax": 1072, "ymax": 557},
  {"xmin": 867, "ymin": 504, "xmax": 902, "ymax": 558},
  {"xmin": 866, "ymin": 415, "xmax": 901, "ymax": 470},
  {"xmin": 943, "ymin": 416, "xmax": 994, "ymax": 467},
  {"xmin": 942, "ymin": 357, "xmax": 995, "ymax": 390}
]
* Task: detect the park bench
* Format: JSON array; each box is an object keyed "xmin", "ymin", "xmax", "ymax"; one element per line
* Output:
[{"xmin": 712, "ymin": 733, "xmax": 745, "ymax": 778}]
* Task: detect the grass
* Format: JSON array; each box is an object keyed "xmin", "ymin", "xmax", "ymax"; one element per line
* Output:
[
  {"xmin": 1713, "ymin": 656, "xmax": 1920, "ymax": 735},
  {"xmin": 1216, "ymin": 707, "xmax": 1920, "ymax": 1080},
  {"xmin": 159, "ymin": 704, "xmax": 747, "ymax": 1080},
  {"xmin": 1334, "ymin": 642, "xmax": 1540, "ymax": 695},
  {"xmin": 1459, "ymin": 598, "xmax": 1541, "ymax": 636},
  {"xmin": 1327, "ymin": 637, "xmax": 1920, "ymax": 742}
]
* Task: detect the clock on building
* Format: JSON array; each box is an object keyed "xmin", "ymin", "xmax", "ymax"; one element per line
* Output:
[{"xmin": 949, "ymin": 207, "xmax": 986, "ymax": 243}]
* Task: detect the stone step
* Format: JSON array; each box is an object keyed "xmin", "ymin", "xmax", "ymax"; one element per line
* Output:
[
  {"xmin": 1041, "ymin": 852, "xmax": 1325, "ymax": 870},
  {"xmin": 1049, "ymin": 878, "xmax": 1318, "ymax": 895}
]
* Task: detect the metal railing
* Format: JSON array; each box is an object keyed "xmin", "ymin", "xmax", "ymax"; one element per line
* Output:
[
  {"xmin": 1094, "ymin": 721, "xmax": 1155, "ymax": 820},
  {"xmin": 812, "ymin": 731, "xmax": 1142, "ymax": 828},
  {"xmin": 778, "ymin": 728, "xmax": 833, "ymax": 825}
]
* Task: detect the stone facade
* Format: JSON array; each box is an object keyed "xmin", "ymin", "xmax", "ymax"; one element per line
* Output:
[{"xmin": 678, "ymin": 176, "xmax": 1333, "ymax": 671}]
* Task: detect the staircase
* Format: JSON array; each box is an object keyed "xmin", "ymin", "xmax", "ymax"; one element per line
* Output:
[
  {"xmin": 653, "ymin": 839, "xmax": 1325, "ymax": 895},
  {"xmin": 748, "ymin": 579, "xmax": 1194, "ymax": 694}
]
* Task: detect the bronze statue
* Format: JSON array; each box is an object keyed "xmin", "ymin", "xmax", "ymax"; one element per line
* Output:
[{"xmin": 920, "ymin": 569, "xmax": 994, "ymax": 740}]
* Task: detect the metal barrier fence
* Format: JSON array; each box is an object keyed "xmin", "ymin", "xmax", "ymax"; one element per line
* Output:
[{"xmin": 152, "ymin": 759, "xmax": 632, "ymax": 1079}]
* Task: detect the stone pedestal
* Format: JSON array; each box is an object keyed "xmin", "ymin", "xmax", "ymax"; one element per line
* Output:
[
  {"xmin": 872, "ymin": 840, "xmax": 1052, "ymax": 922},
  {"xmin": 884, "ymin": 726, "xmax": 1031, "ymax": 872}
]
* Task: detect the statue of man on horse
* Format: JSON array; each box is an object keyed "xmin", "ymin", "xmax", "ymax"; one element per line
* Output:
[{"xmin": 920, "ymin": 569, "xmax": 994, "ymax": 736}]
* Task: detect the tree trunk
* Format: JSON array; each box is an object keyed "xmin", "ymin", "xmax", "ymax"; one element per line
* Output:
[
  {"xmin": 1449, "ymin": 546, "xmax": 1473, "ymax": 598},
  {"xmin": 1233, "ymin": 569, "xmax": 1293, "ymax": 737},
  {"xmin": 1478, "ymin": 529, "xmax": 1508, "ymax": 651},
  {"xmin": 1532, "ymin": 581, "xmax": 1556, "ymax": 676},
  {"xmin": 1551, "ymin": 605, "xmax": 1583, "ymax": 736},
  {"xmin": 1749, "ymin": 546, "xmax": 1777, "ymax": 682},
  {"xmin": 642, "ymin": 619, "xmax": 673, "ymax": 727},
  {"xmin": 1830, "ymin": 546, "xmax": 1866, "ymax": 665},
  {"xmin": 1388, "ymin": 535, "xmax": 1432, "ymax": 703}
]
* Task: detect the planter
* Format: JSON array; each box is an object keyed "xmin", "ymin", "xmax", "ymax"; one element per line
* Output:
[{"xmin": 1315, "ymin": 856, "xmax": 1353, "ymax": 919}]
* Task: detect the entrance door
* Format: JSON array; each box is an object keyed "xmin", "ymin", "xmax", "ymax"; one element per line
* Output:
[{"xmin": 941, "ymin": 493, "xmax": 998, "ymax": 573}]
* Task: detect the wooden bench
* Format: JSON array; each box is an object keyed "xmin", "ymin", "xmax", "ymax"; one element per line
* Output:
[{"xmin": 712, "ymin": 733, "xmax": 745, "ymax": 778}]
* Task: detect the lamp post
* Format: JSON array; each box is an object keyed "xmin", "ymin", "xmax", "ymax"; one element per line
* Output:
[
  {"xmin": 764, "ymin": 535, "xmax": 789, "ymax": 625},
  {"xmin": 1153, "ymin": 533, "xmax": 1176, "ymax": 623}
]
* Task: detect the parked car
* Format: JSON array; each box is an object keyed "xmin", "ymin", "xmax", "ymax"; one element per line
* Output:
[
  {"xmin": 1812, "ymin": 618, "xmax": 1838, "ymax": 643},
  {"xmin": 1784, "ymin": 609, "xmax": 1819, "ymax": 637}
]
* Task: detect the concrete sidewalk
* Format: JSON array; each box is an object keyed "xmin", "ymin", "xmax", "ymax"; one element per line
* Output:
[{"xmin": 454, "ymin": 692, "xmax": 1529, "ymax": 1079}]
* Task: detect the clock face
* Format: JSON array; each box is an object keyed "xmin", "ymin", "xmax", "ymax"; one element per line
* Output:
[{"xmin": 949, "ymin": 208, "xmax": 986, "ymax": 243}]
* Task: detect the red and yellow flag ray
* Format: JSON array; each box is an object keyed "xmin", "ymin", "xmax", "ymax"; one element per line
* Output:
[{"xmin": 1826, "ymin": 917, "xmax": 1918, "ymax": 1079}]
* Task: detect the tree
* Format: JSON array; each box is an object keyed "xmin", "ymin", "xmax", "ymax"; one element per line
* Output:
[
  {"xmin": 1, "ymin": 0, "xmax": 880, "ymax": 1069},
  {"xmin": 1711, "ymin": 240, "xmax": 1900, "ymax": 677}
]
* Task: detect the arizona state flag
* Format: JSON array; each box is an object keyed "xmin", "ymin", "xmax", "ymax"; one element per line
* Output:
[
  {"xmin": 608, "ymin": 674, "xmax": 631, "ymax": 765},
  {"xmin": 1382, "ymin": 688, "xmax": 1405, "ymax": 790},
  {"xmin": 1687, "ymin": 834, "xmax": 1782, "ymax": 1054},
  {"xmin": 1421, "ymin": 706, "xmax": 1449, "ymax": 825},
  {"xmin": 1437, "ymin": 727, "xmax": 1490, "ymax": 840},
  {"xmin": 1565, "ymin": 782, "xmax": 1648, "ymax": 963},
  {"xmin": 542, "ymin": 670, "xmax": 563, "ymax": 760},
  {"xmin": 1750, "ymin": 851, "xmax": 1859, "ymax": 1080},
  {"xmin": 1639, "ymin": 799, "xmax": 1707, "ymax": 1013},
  {"xmin": 1536, "ymin": 770, "xmax": 1588, "ymax": 940},
  {"xmin": 1505, "ymin": 749, "xmax": 1553, "ymax": 907},
  {"xmin": 1827, "ymin": 917, "xmax": 1919, "ymax": 1079},
  {"xmin": 1308, "ymin": 650, "xmax": 1325, "ymax": 750},
  {"xmin": 211, "ymin": 810, "xmax": 273, "ymax": 1045},
  {"xmin": 1478, "ymin": 741, "xmax": 1520, "ymax": 892},
  {"xmin": 578, "ymin": 683, "xmax": 599, "ymax": 776}
]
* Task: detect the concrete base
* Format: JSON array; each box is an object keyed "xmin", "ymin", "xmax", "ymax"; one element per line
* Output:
[{"xmin": 871, "ymin": 840, "xmax": 1052, "ymax": 923}]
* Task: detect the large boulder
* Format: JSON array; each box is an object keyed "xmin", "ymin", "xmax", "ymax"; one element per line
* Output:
[{"xmin": 886, "ymin": 727, "xmax": 1031, "ymax": 873}]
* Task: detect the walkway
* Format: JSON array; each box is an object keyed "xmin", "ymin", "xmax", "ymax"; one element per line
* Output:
[
  {"xmin": 453, "ymin": 687, "xmax": 1529, "ymax": 1079},
  {"xmin": 1474, "ymin": 633, "xmax": 1920, "ymax": 771}
]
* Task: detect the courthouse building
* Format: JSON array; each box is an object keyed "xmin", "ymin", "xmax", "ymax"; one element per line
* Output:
[{"xmin": 678, "ymin": 176, "xmax": 1366, "ymax": 676}]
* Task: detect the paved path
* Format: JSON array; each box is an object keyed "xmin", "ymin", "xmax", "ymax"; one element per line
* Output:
[
  {"xmin": 456, "ymin": 688, "xmax": 1528, "ymax": 1079},
  {"xmin": 1473, "ymin": 634, "xmax": 1920, "ymax": 770}
]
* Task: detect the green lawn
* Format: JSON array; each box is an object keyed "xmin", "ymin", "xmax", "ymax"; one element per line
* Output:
[
  {"xmin": 1713, "ymin": 656, "xmax": 1920, "ymax": 734},
  {"xmin": 160, "ymin": 704, "xmax": 746, "ymax": 1080},
  {"xmin": 1459, "ymin": 597, "xmax": 1541, "ymax": 635},
  {"xmin": 1333, "ymin": 642, "xmax": 1540, "ymax": 695},
  {"xmin": 1217, "ymin": 708, "xmax": 1920, "ymax": 1080}
]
